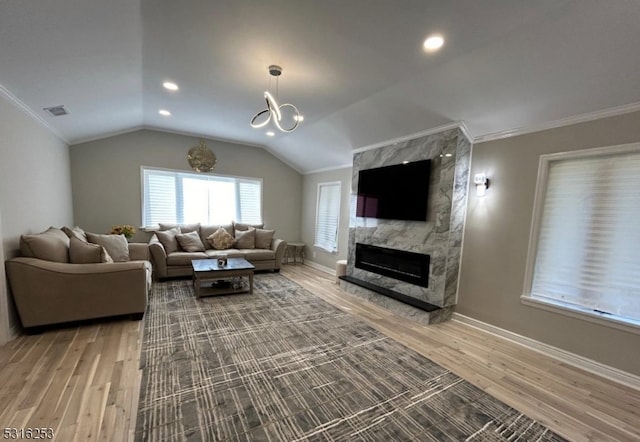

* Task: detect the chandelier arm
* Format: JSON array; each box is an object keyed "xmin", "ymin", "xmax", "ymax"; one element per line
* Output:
[
  {"xmin": 264, "ymin": 91, "xmax": 282, "ymax": 122},
  {"xmin": 272, "ymin": 103, "xmax": 300, "ymax": 133},
  {"xmin": 250, "ymin": 109, "xmax": 271, "ymax": 128}
]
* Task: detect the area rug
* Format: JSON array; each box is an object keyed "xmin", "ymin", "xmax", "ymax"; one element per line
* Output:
[{"xmin": 135, "ymin": 274, "xmax": 566, "ymax": 441}]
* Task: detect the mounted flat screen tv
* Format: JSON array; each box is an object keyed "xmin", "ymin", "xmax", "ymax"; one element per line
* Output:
[{"xmin": 356, "ymin": 159, "xmax": 431, "ymax": 221}]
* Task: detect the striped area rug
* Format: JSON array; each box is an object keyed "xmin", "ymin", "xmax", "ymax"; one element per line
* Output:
[{"xmin": 135, "ymin": 274, "xmax": 566, "ymax": 441}]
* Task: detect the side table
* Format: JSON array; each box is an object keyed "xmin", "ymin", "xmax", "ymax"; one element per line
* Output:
[{"xmin": 284, "ymin": 242, "xmax": 305, "ymax": 264}]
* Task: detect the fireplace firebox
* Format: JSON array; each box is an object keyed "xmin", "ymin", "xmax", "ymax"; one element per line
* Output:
[{"xmin": 355, "ymin": 243, "xmax": 430, "ymax": 287}]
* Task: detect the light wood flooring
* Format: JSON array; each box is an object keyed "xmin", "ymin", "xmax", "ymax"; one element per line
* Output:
[{"xmin": 0, "ymin": 264, "xmax": 638, "ymax": 441}]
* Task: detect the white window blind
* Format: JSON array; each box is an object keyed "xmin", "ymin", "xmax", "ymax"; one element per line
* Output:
[
  {"xmin": 530, "ymin": 147, "xmax": 640, "ymax": 322},
  {"xmin": 142, "ymin": 168, "xmax": 262, "ymax": 227},
  {"xmin": 314, "ymin": 182, "xmax": 341, "ymax": 253}
]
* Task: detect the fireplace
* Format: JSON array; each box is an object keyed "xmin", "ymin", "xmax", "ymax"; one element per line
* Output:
[{"xmin": 355, "ymin": 243, "xmax": 430, "ymax": 287}]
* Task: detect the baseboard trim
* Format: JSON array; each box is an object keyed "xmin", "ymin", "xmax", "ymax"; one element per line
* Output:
[
  {"xmin": 452, "ymin": 313, "xmax": 640, "ymax": 391},
  {"xmin": 302, "ymin": 261, "xmax": 335, "ymax": 275}
]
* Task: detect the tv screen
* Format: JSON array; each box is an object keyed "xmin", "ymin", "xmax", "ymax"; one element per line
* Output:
[{"xmin": 356, "ymin": 159, "xmax": 431, "ymax": 221}]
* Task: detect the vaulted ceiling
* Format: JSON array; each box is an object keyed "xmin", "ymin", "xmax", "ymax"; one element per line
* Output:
[{"xmin": 2, "ymin": 1, "xmax": 640, "ymax": 173}]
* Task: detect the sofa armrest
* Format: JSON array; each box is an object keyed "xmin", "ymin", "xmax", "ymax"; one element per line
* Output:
[
  {"xmin": 148, "ymin": 234, "xmax": 168, "ymax": 278},
  {"xmin": 128, "ymin": 242, "xmax": 149, "ymax": 261},
  {"xmin": 5, "ymin": 257, "xmax": 151, "ymax": 328},
  {"xmin": 271, "ymin": 239, "xmax": 287, "ymax": 270}
]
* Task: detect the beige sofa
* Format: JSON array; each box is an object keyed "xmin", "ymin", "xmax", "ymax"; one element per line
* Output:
[
  {"xmin": 5, "ymin": 227, "xmax": 152, "ymax": 331},
  {"xmin": 149, "ymin": 222, "xmax": 287, "ymax": 279}
]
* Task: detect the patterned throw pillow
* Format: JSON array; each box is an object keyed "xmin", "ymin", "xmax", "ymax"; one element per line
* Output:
[{"xmin": 208, "ymin": 227, "xmax": 234, "ymax": 250}]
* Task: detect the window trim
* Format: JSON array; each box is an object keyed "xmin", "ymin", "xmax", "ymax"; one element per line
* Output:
[
  {"xmin": 522, "ymin": 142, "xmax": 640, "ymax": 334},
  {"xmin": 314, "ymin": 181, "xmax": 341, "ymax": 253},
  {"xmin": 140, "ymin": 165, "xmax": 263, "ymax": 229}
]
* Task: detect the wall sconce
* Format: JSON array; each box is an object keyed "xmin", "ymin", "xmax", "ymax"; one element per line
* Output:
[{"xmin": 473, "ymin": 173, "xmax": 489, "ymax": 197}]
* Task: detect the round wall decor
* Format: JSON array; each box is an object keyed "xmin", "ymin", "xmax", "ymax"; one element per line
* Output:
[{"xmin": 187, "ymin": 139, "xmax": 217, "ymax": 172}]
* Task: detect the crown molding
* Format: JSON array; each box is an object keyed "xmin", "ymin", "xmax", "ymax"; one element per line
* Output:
[
  {"xmin": 70, "ymin": 126, "xmax": 144, "ymax": 145},
  {"xmin": 0, "ymin": 83, "xmax": 69, "ymax": 144},
  {"xmin": 473, "ymin": 101, "xmax": 640, "ymax": 144},
  {"xmin": 303, "ymin": 163, "xmax": 353, "ymax": 175}
]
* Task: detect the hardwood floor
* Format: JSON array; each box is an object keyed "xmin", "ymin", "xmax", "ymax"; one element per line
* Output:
[{"xmin": 0, "ymin": 264, "xmax": 638, "ymax": 441}]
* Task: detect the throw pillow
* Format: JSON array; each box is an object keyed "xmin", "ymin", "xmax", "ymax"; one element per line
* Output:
[
  {"xmin": 155, "ymin": 227, "xmax": 181, "ymax": 254},
  {"xmin": 159, "ymin": 222, "xmax": 200, "ymax": 233},
  {"xmin": 176, "ymin": 230, "xmax": 206, "ymax": 252},
  {"xmin": 20, "ymin": 227, "xmax": 70, "ymax": 263},
  {"xmin": 255, "ymin": 229, "xmax": 275, "ymax": 249},
  {"xmin": 86, "ymin": 232, "xmax": 130, "ymax": 262},
  {"xmin": 208, "ymin": 227, "xmax": 234, "ymax": 250},
  {"xmin": 233, "ymin": 222, "xmax": 264, "ymax": 232},
  {"xmin": 200, "ymin": 223, "xmax": 234, "ymax": 248},
  {"xmin": 62, "ymin": 225, "xmax": 88, "ymax": 242},
  {"xmin": 234, "ymin": 227, "xmax": 256, "ymax": 249},
  {"xmin": 69, "ymin": 237, "xmax": 113, "ymax": 263}
]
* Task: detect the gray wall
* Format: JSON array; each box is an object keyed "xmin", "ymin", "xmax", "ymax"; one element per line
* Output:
[
  {"xmin": 301, "ymin": 167, "xmax": 352, "ymax": 270},
  {"xmin": 70, "ymin": 129, "xmax": 302, "ymax": 243},
  {"xmin": 458, "ymin": 111, "xmax": 640, "ymax": 376},
  {"xmin": 0, "ymin": 93, "xmax": 73, "ymax": 339}
]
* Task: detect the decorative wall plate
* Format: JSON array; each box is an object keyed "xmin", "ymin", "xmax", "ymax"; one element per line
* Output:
[{"xmin": 187, "ymin": 139, "xmax": 217, "ymax": 172}]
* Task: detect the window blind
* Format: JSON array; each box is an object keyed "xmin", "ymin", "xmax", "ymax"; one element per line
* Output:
[
  {"xmin": 531, "ymin": 150, "xmax": 640, "ymax": 321},
  {"xmin": 315, "ymin": 182, "xmax": 341, "ymax": 252},
  {"xmin": 142, "ymin": 168, "xmax": 262, "ymax": 227}
]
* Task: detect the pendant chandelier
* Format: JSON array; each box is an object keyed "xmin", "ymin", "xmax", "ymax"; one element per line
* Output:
[{"xmin": 250, "ymin": 65, "xmax": 302, "ymax": 133}]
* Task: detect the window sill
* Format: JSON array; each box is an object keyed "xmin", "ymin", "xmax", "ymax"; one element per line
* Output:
[{"xmin": 520, "ymin": 295, "xmax": 640, "ymax": 335}]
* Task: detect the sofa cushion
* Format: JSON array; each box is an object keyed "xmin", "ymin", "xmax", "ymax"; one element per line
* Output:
[
  {"xmin": 200, "ymin": 223, "xmax": 234, "ymax": 247},
  {"xmin": 233, "ymin": 222, "xmax": 264, "ymax": 232},
  {"xmin": 20, "ymin": 227, "xmax": 70, "ymax": 263},
  {"xmin": 159, "ymin": 222, "xmax": 200, "ymax": 233},
  {"xmin": 62, "ymin": 225, "xmax": 88, "ymax": 243},
  {"xmin": 255, "ymin": 229, "xmax": 275, "ymax": 249},
  {"xmin": 205, "ymin": 249, "xmax": 244, "ymax": 259},
  {"xmin": 234, "ymin": 227, "xmax": 256, "ymax": 249},
  {"xmin": 86, "ymin": 232, "xmax": 130, "ymax": 262},
  {"xmin": 208, "ymin": 227, "xmax": 234, "ymax": 250},
  {"xmin": 240, "ymin": 249, "xmax": 276, "ymax": 260},
  {"xmin": 176, "ymin": 231, "xmax": 205, "ymax": 252},
  {"xmin": 166, "ymin": 252, "xmax": 208, "ymax": 266},
  {"xmin": 69, "ymin": 237, "xmax": 113, "ymax": 263},
  {"xmin": 155, "ymin": 227, "xmax": 181, "ymax": 254}
]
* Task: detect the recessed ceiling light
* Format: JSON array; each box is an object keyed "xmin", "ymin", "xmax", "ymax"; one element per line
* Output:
[
  {"xmin": 266, "ymin": 131, "xmax": 275, "ymax": 137},
  {"xmin": 445, "ymin": 153, "xmax": 453, "ymax": 157},
  {"xmin": 423, "ymin": 34, "xmax": 444, "ymax": 52},
  {"xmin": 163, "ymin": 81, "xmax": 179, "ymax": 91},
  {"xmin": 158, "ymin": 109, "xmax": 171, "ymax": 116}
]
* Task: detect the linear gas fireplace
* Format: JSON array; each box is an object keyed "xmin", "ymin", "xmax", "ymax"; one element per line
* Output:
[{"xmin": 355, "ymin": 243, "xmax": 430, "ymax": 287}]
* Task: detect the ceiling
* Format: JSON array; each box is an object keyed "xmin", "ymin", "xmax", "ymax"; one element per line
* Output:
[{"xmin": 2, "ymin": 0, "xmax": 640, "ymax": 173}]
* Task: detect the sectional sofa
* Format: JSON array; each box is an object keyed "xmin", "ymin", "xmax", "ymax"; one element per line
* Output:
[{"xmin": 5, "ymin": 226, "xmax": 152, "ymax": 331}]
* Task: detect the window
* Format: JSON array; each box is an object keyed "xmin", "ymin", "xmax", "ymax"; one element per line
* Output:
[
  {"xmin": 142, "ymin": 167, "xmax": 262, "ymax": 227},
  {"xmin": 315, "ymin": 182, "xmax": 341, "ymax": 253},
  {"xmin": 523, "ymin": 143, "xmax": 640, "ymax": 329}
]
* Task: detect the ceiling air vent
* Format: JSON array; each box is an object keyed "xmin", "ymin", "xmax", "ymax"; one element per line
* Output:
[{"xmin": 43, "ymin": 105, "xmax": 69, "ymax": 117}]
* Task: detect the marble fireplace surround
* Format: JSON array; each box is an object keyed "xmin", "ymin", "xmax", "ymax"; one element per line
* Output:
[{"xmin": 341, "ymin": 127, "xmax": 471, "ymax": 324}]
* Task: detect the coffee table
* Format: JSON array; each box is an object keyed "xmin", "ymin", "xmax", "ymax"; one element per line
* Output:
[{"xmin": 191, "ymin": 257, "xmax": 255, "ymax": 298}]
